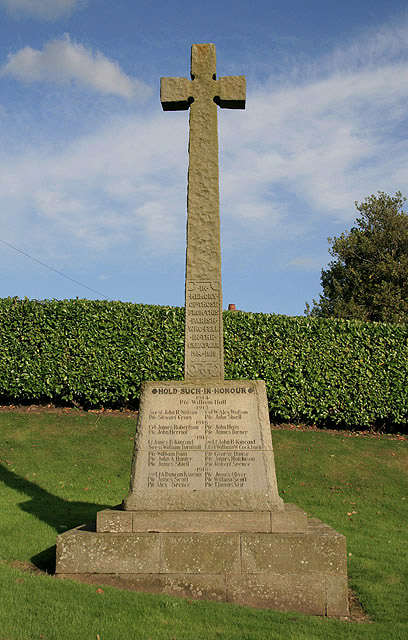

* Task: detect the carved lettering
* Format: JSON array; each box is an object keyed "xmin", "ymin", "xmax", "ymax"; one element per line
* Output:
[
  {"xmin": 131, "ymin": 384, "xmax": 269, "ymax": 492},
  {"xmin": 185, "ymin": 281, "xmax": 223, "ymax": 381}
]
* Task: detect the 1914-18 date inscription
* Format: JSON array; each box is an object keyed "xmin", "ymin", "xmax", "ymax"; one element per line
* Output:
[{"xmin": 184, "ymin": 281, "xmax": 223, "ymax": 379}]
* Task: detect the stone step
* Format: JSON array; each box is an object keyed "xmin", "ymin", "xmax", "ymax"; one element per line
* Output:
[
  {"xmin": 56, "ymin": 515, "xmax": 348, "ymax": 616},
  {"xmin": 96, "ymin": 503, "xmax": 307, "ymax": 533}
]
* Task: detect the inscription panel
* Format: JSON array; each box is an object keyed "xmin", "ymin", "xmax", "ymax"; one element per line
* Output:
[
  {"xmin": 125, "ymin": 380, "xmax": 283, "ymax": 510},
  {"xmin": 133, "ymin": 383, "xmax": 270, "ymax": 493},
  {"xmin": 184, "ymin": 281, "xmax": 223, "ymax": 380}
]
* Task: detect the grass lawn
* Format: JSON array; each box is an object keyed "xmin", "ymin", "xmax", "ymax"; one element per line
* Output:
[{"xmin": 0, "ymin": 408, "xmax": 407, "ymax": 640}]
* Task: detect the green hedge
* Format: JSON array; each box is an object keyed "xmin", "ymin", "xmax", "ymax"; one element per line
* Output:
[{"xmin": 0, "ymin": 297, "xmax": 407, "ymax": 431}]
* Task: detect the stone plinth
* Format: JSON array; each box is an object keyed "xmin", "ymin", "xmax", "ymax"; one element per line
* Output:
[
  {"xmin": 124, "ymin": 380, "xmax": 283, "ymax": 512},
  {"xmin": 96, "ymin": 503, "xmax": 307, "ymax": 534},
  {"xmin": 55, "ymin": 376, "xmax": 349, "ymax": 616},
  {"xmin": 56, "ymin": 516, "xmax": 348, "ymax": 615}
]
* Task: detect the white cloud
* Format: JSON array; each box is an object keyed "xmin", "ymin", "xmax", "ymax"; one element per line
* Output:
[
  {"xmin": 1, "ymin": 35, "xmax": 150, "ymax": 99},
  {"xmin": 1, "ymin": 18, "xmax": 408, "ymax": 273},
  {"xmin": 0, "ymin": 113, "xmax": 188, "ymax": 261},
  {"xmin": 327, "ymin": 14, "xmax": 408, "ymax": 72},
  {"xmin": 288, "ymin": 257, "xmax": 320, "ymax": 269},
  {"xmin": 219, "ymin": 58, "xmax": 408, "ymax": 234},
  {"xmin": 0, "ymin": 0, "xmax": 80, "ymax": 20}
]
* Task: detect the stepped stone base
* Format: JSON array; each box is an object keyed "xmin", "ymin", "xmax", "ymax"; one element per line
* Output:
[
  {"xmin": 55, "ymin": 504, "xmax": 348, "ymax": 616},
  {"xmin": 97, "ymin": 503, "xmax": 307, "ymax": 534},
  {"xmin": 55, "ymin": 381, "xmax": 348, "ymax": 616}
]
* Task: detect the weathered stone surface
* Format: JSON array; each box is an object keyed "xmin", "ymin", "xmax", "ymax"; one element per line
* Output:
[
  {"xmin": 97, "ymin": 509, "xmax": 132, "ymax": 533},
  {"xmin": 271, "ymin": 503, "xmax": 307, "ymax": 533},
  {"xmin": 97, "ymin": 504, "xmax": 306, "ymax": 534},
  {"xmin": 131, "ymin": 510, "xmax": 271, "ymax": 533},
  {"xmin": 184, "ymin": 280, "xmax": 223, "ymax": 381},
  {"xmin": 58, "ymin": 573, "xmax": 227, "ymax": 601},
  {"xmin": 242, "ymin": 524, "xmax": 347, "ymax": 575},
  {"xmin": 151, "ymin": 573, "xmax": 227, "ymax": 601},
  {"xmin": 124, "ymin": 380, "xmax": 283, "ymax": 512},
  {"xmin": 56, "ymin": 526, "xmax": 160, "ymax": 574},
  {"xmin": 326, "ymin": 575, "xmax": 349, "ymax": 617},
  {"xmin": 55, "ymin": 517, "xmax": 348, "ymax": 616},
  {"xmin": 57, "ymin": 571, "xmax": 347, "ymax": 615},
  {"xmin": 161, "ymin": 533, "xmax": 241, "ymax": 574},
  {"xmin": 161, "ymin": 43, "xmax": 245, "ymax": 382},
  {"xmin": 227, "ymin": 574, "xmax": 327, "ymax": 614}
]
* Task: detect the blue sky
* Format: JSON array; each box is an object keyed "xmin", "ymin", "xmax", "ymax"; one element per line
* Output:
[{"xmin": 0, "ymin": 0, "xmax": 408, "ymax": 315}]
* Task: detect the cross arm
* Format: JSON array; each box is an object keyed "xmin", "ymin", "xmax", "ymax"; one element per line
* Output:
[
  {"xmin": 215, "ymin": 76, "xmax": 246, "ymax": 109},
  {"xmin": 161, "ymin": 77, "xmax": 193, "ymax": 111}
]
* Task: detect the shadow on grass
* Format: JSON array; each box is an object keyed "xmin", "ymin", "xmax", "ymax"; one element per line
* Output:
[{"xmin": 0, "ymin": 463, "xmax": 112, "ymax": 573}]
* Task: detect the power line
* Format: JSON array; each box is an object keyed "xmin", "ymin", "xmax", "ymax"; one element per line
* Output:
[{"xmin": 0, "ymin": 238, "xmax": 108, "ymax": 299}]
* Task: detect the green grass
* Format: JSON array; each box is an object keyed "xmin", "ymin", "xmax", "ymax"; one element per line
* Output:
[{"xmin": 0, "ymin": 410, "xmax": 407, "ymax": 640}]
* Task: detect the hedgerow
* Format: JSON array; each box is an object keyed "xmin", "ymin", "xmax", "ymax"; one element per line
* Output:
[{"xmin": 0, "ymin": 297, "xmax": 407, "ymax": 431}]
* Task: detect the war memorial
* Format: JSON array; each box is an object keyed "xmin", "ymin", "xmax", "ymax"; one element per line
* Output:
[{"xmin": 56, "ymin": 44, "xmax": 348, "ymax": 616}]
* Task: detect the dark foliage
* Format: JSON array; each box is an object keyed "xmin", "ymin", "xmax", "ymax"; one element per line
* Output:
[
  {"xmin": 310, "ymin": 192, "xmax": 408, "ymax": 323},
  {"xmin": 0, "ymin": 297, "xmax": 407, "ymax": 432}
]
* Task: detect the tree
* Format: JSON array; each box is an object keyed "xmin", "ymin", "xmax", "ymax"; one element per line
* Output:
[{"xmin": 308, "ymin": 191, "xmax": 408, "ymax": 323}]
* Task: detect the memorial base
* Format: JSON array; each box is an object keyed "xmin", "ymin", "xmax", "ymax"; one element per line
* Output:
[
  {"xmin": 55, "ymin": 504, "xmax": 348, "ymax": 616},
  {"xmin": 55, "ymin": 379, "xmax": 348, "ymax": 615}
]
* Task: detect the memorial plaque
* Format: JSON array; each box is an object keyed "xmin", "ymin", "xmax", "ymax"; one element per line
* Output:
[{"xmin": 124, "ymin": 380, "xmax": 283, "ymax": 511}]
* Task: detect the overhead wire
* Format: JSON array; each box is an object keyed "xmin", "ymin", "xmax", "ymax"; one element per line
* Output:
[{"xmin": 0, "ymin": 237, "xmax": 108, "ymax": 299}]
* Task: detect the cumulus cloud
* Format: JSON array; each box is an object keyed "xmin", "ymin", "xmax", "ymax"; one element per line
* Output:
[
  {"xmin": 0, "ymin": 0, "xmax": 80, "ymax": 20},
  {"xmin": 1, "ymin": 34, "xmax": 150, "ymax": 99}
]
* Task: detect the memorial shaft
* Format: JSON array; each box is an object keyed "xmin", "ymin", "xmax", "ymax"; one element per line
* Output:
[{"xmin": 161, "ymin": 44, "xmax": 245, "ymax": 382}]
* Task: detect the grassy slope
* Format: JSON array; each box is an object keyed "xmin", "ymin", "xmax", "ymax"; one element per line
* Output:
[{"xmin": 0, "ymin": 411, "xmax": 407, "ymax": 640}]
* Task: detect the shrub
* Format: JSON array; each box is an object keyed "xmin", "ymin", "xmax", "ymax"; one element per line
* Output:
[{"xmin": 0, "ymin": 297, "xmax": 407, "ymax": 431}]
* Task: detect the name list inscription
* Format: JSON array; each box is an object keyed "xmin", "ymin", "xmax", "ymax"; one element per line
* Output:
[{"xmin": 138, "ymin": 385, "xmax": 269, "ymax": 492}]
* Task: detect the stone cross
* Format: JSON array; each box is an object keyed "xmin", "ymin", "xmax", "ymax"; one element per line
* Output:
[
  {"xmin": 161, "ymin": 44, "xmax": 245, "ymax": 382},
  {"xmin": 56, "ymin": 45, "xmax": 349, "ymax": 617}
]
